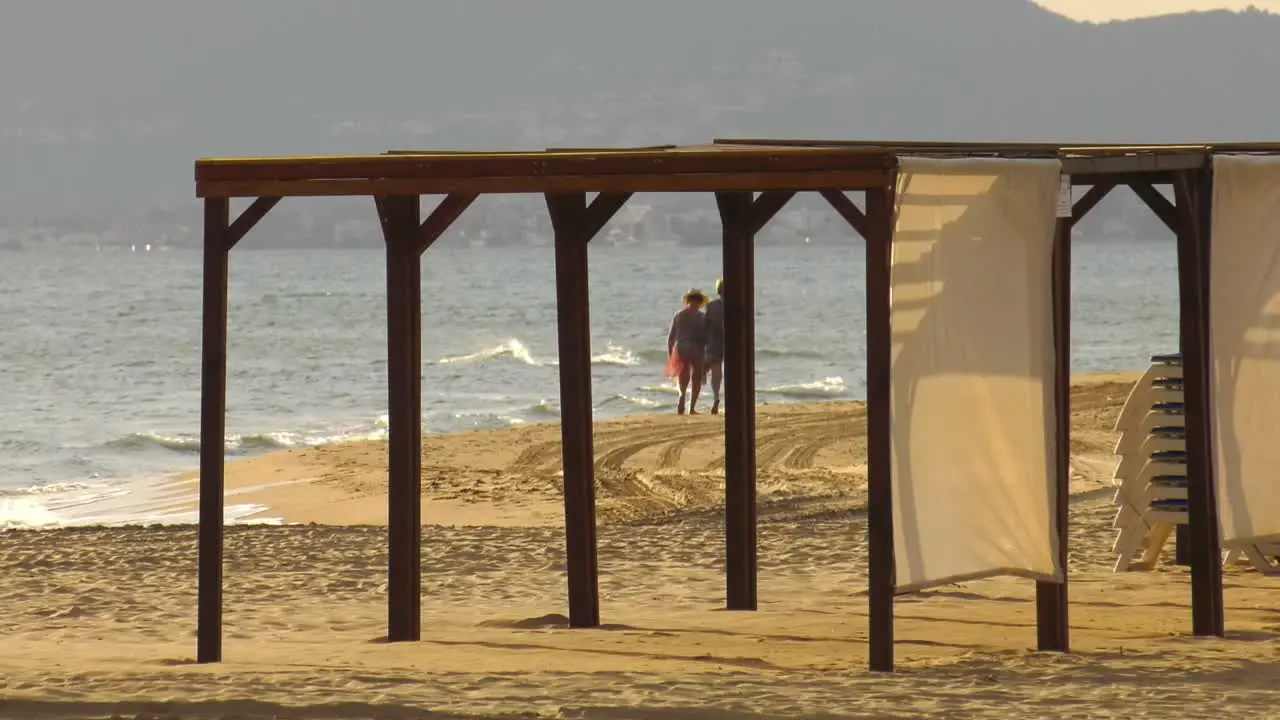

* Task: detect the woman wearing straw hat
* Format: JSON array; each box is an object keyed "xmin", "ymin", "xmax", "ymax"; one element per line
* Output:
[{"xmin": 665, "ymin": 288, "xmax": 709, "ymax": 415}]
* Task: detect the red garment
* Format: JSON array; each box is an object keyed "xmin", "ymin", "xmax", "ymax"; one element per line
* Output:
[{"xmin": 663, "ymin": 350, "xmax": 686, "ymax": 380}]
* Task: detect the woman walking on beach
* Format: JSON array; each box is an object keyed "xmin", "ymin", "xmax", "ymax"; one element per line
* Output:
[
  {"xmin": 665, "ymin": 288, "xmax": 708, "ymax": 415},
  {"xmin": 703, "ymin": 278, "xmax": 725, "ymax": 415}
]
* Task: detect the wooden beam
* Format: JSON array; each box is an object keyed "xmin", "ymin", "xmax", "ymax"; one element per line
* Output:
[
  {"xmin": 545, "ymin": 192, "xmax": 601, "ymax": 628},
  {"xmin": 1129, "ymin": 182, "xmax": 1180, "ymax": 235},
  {"xmin": 1036, "ymin": 215, "xmax": 1072, "ymax": 653},
  {"xmin": 583, "ymin": 192, "xmax": 633, "ymax": 241},
  {"xmin": 1071, "ymin": 172, "xmax": 1172, "ymax": 187},
  {"xmin": 374, "ymin": 196, "xmax": 391, "ymax": 239},
  {"xmin": 379, "ymin": 195, "xmax": 423, "ymax": 643},
  {"xmin": 225, "ymin": 197, "xmax": 281, "ymax": 250},
  {"xmin": 196, "ymin": 170, "xmax": 895, "ymax": 199},
  {"xmin": 1068, "ymin": 183, "xmax": 1116, "ymax": 223},
  {"xmin": 716, "ymin": 137, "xmax": 1070, "ymax": 152},
  {"xmin": 195, "ymin": 149, "xmax": 896, "ymax": 183},
  {"xmin": 819, "ymin": 189, "xmax": 869, "ymax": 239},
  {"xmin": 749, "ymin": 191, "xmax": 795, "ymax": 235},
  {"xmin": 197, "ymin": 198, "xmax": 230, "ymax": 664},
  {"xmin": 715, "ymin": 191, "xmax": 758, "ymax": 612},
  {"xmin": 1061, "ymin": 152, "xmax": 1207, "ymax": 177},
  {"xmin": 419, "ymin": 193, "xmax": 477, "ymax": 255},
  {"xmin": 865, "ymin": 184, "xmax": 895, "ymax": 673},
  {"xmin": 719, "ymin": 138, "xmax": 1280, "ymax": 155},
  {"xmin": 716, "ymin": 137, "xmax": 1212, "ymax": 154},
  {"xmin": 1173, "ymin": 170, "xmax": 1224, "ymax": 638}
]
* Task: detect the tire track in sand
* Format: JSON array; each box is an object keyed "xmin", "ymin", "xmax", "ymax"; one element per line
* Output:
[
  {"xmin": 510, "ymin": 440, "xmax": 564, "ymax": 475},
  {"xmin": 701, "ymin": 414, "xmax": 850, "ymax": 472},
  {"xmin": 596, "ymin": 425, "xmax": 724, "ymax": 472},
  {"xmin": 783, "ymin": 416, "xmax": 865, "ymax": 470}
]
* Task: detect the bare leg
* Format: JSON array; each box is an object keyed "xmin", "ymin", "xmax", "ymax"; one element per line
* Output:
[
  {"xmin": 678, "ymin": 366, "xmax": 691, "ymax": 414},
  {"xmin": 689, "ymin": 357, "xmax": 704, "ymax": 414},
  {"xmin": 710, "ymin": 362, "xmax": 723, "ymax": 414}
]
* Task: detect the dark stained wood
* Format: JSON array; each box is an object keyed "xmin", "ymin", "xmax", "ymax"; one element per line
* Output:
[
  {"xmin": 380, "ymin": 195, "xmax": 423, "ymax": 642},
  {"xmin": 1175, "ymin": 525, "xmax": 1192, "ymax": 565},
  {"xmin": 716, "ymin": 137, "xmax": 1211, "ymax": 153},
  {"xmin": 1071, "ymin": 171, "xmax": 1179, "ymax": 187},
  {"xmin": 545, "ymin": 192, "xmax": 605, "ymax": 627},
  {"xmin": 864, "ymin": 186, "xmax": 895, "ymax": 672},
  {"xmin": 1069, "ymin": 183, "xmax": 1117, "ymax": 220},
  {"xmin": 194, "ymin": 142, "xmax": 1244, "ymax": 202},
  {"xmin": 1063, "ymin": 153, "xmax": 1207, "ymax": 177},
  {"xmin": 1194, "ymin": 167, "xmax": 1222, "ymax": 609},
  {"xmin": 1036, "ymin": 216, "xmax": 1072, "ymax": 653},
  {"xmin": 195, "ymin": 148, "xmax": 897, "ymax": 183},
  {"xmin": 225, "ymin": 197, "xmax": 281, "ymax": 250},
  {"xmin": 748, "ymin": 191, "xmax": 796, "ymax": 234},
  {"xmin": 374, "ymin": 196, "xmax": 391, "ymax": 238},
  {"xmin": 819, "ymin": 190, "xmax": 869, "ymax": 239},
  {"xmin": 197, "ymin": 170, "xmax": 896, "ymax": 199},
  {"xmin": 717, "ymin": 138, "xmax": 1068, "ymax": 152},
  {"xmin": 419, "ymin": 193, "xmax": 478, "ymax": 254},
  {"xmin": 197, "ymin": 198, "xmax": 230, "ymax": 664},
  {"xmin": 583, "ymin": 192, "xmax": 634, "ymax": 241},
  {"xmin": 540, "ymin": 145, "xmax": 679, "ymax": 153},
  {"xmin": 714, "ymin": 138, "xmax": 1209, "ymax": 174},
  {"xmin": 1173, "ymin": 170, "xmax": 1225, "ymax": 637},
  {"xmin": 1129, "ymin": 182, "xmax": 1180, "ymax": 235},
  {"xmin": 715, "ymin": 191, "xmax": 759, "ymax": 611}
]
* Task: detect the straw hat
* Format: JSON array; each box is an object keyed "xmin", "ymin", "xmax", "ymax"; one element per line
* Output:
[{"xmin": 683, "ymin": 288, "xmax": 708, "ymax": 305}]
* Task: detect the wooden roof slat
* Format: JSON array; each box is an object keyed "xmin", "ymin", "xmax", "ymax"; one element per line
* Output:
[
  {"xmin": 192, "ymin": 139, "xmax": 1280, "ymax": 200},
  {"xmin": 197, "ymin": 169, "xmax": 895, "ymax": 198},
  {"xmin": 1060, "ymin": 152, "xmax": 1207, "ymax": 176},
  {"xmin": 713, "ymin": 137, "xmax": 1221, "ymax": 154},
  {"xmin": 195, "ymin": 147, "xmax": 896, "ymax": 184}
]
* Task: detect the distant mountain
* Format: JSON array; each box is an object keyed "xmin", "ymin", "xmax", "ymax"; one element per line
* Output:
[{"xmin": 2, "ymin": 0, "xmax": 1278, "ymax": 218}]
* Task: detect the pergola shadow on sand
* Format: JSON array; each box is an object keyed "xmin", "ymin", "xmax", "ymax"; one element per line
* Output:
[{"xmin": 193, "ymin": 139, "xmax": 1273, "ymax": 671}]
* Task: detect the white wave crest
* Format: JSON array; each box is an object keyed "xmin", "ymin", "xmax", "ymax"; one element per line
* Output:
[
  {"xmin": 758, "ymin": 376, "xmax": 848, "ymax": 399},
  {"xmin": 437, "ymin": 338, "xmax": 547, "ymax": 366}
]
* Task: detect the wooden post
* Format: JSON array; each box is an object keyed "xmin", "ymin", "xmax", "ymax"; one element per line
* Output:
[
  {"xmin": 546, "ymin": 192, "xmax": 600, "ymax": 628},
  {"xmin": 197, "ymin": 197, "xmax": 230, "ymax": 664},
  {"xmin": 380, "ymin": 195, "xmax": 423, "ymax": 642},
  {"xmin": 1175, "ymin": 525, "xmax": 1192, "ymax": 565},
  {"xmin": 715, "ymin": 191, "xmax": 758, "ymax": 611},
  {"xmin": 1174, "ymin": 170, "xmax": 1224, "ymax": 637},
  {"xmin": 1036, "ymin": 215, "xmax": 1072, "ymax": 652},
  {"xmin": 864, "ymin": 185, "xmax": 895, "ymax": 672}
]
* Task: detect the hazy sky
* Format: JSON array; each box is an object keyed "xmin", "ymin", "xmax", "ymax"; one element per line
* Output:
[{"xmin": 1036, "ymin": 0, "xmax": 1280, "ymax": 20}]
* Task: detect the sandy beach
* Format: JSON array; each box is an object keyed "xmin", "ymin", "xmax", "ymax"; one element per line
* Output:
[{"xmin": 1, "ymin": 372, "xmax": 1277, "ymax": 719}]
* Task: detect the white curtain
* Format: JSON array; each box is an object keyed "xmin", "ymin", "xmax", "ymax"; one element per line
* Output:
[
  {"xmin": 890, "ymin": 156, "xmax": 1062, "ymax": 592},
  {"xmin": 1210, "ymin": 154, "xmax": 1280, "ymax": 546}
]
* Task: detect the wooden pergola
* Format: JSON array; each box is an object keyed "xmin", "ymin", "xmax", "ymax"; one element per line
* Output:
[{"xmin": 194, "ymin": 140, "xmax": 1268, "ymax": 671}]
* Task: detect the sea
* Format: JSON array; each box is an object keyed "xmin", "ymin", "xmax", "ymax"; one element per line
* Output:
[{"xmin": 0, "ymin": 239, "xmax": 1180, "ymax": 528}]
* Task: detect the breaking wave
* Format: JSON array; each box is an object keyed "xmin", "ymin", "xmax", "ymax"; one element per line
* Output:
[
  {"xmin": 758, "ymin": 376, "xmax": 848, "ymax": 399},
  {"xmin": 434, "ymin": 339, "xmax": 641, "ymax": 367}
]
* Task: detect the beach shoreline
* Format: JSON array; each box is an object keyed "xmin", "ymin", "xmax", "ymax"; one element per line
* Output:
[
  {"xmin": 1, "ymin": 371, "xmax": 1143, "ymax": 531},
  {"xmin": 146, "ymin": 370, "xmax": 1142, "ymax": 529}
]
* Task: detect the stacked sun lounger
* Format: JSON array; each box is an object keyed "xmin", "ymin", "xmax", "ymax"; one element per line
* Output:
[
  {"xmin": 1111, "ymin": 354, "xmax": 1188, "ymax": 572},
  {"xmin": 1111, "ymin": 354, "xmax": 1280, "ymax": 575}
]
